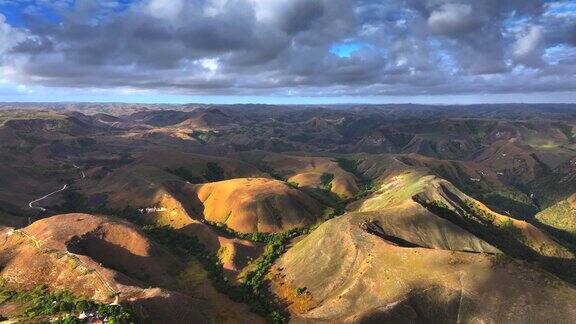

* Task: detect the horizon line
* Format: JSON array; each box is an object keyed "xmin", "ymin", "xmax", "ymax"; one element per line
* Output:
[{"xmin": 1, "ymin": 101, "xmax": 576, "ymax": 106}]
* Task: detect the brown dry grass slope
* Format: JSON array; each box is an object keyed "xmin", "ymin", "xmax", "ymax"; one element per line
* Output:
[
  {"xmin": 271, "ymin": 212, "xmax": 576, "ymax": 323},
  {"xmin": 181, "ymin": 178, "xmax": 323, "ymax": 233},
  {"xmin": 0, "ymin": 213, "xmax": 263, "ymax": 323}
]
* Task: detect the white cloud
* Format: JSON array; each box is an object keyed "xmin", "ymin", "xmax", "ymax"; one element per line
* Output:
[
  {"xmin": 512, "ymin": 25, "xmax": 544, "ymax": 67},
  {"xmin": 428, "ymin": 3, "xmax": 481, "ymax": 36},
  {"xmin": 0, "ymin": 14, "xmax": 26, "ymax": 55},
  {"xmin": 250, "ymin": 0, "xmax": 288, "ymax": 23},
  {"xmin": 147, "ymin": 0, "xmax": 184, "ymax": 21},
  {"xmin": 199, "ymin": 58, "xmax": 219, "ymax": 72}
]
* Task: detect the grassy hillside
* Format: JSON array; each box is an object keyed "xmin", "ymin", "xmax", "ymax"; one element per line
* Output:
[{"xmin": 272, "ymin": 212, "xmax": 576, "ymax": 323}]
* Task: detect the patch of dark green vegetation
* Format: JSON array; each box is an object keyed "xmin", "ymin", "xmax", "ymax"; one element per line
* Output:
[
  {"xmin": 205, "ymin": 205, "xmax": 344, "ymax": 245},
  {"xmin": 335, "ymin": 157, "xmax": 360, "ymax": 176},
  {"xmin": 207, "ymin": 221, "xmax": 308, "ymax": 244},
  {"xmin": 192, "ymin": 207, "xmax": 347, "ymax": 323},
  {"xmin": 189, "ymin": 130, "xmax": 217, "ymax": 144},
  {"xmin": 553, "ymin": 122, "xmax": 574, "ymax": 142},
  {"xmin": 256, "ymin": 164, "xmax": 287, "ymax": 182},
  {"xmin": 41, "ymin": 186, "xmax": 89, "ymax": 217},
  {"xmin": 76, "ymin": 137, "xmax": 97, "ymax": 149},
  {"xmin": 0, "ymin": 204, "xmax": 20, "ymax": 218},
  {"xmin": 335, "ymin": 158, "xmax": 376, "ymax": 199},
  {"xmin": 417, "ymin": 198, "xmax": 576, "ymax": 284},
  {"xmin": 422, "ymin": 161, "xmax": 539, "ymax": 220},
  {"xmin": 59, "ymin": 187, "xmax": 87, "ymax": 213},
  {"xmin": 165, "ymin": 162, "xmax": 225, "ymax": 183},
  {"xmin": 141, "ymin": 225, "xmax": 286, "ymax": 324},
  {"xmin": 293, "ymin": 287, "xmax": 307, "ymax": 296},
  {"xmin": 320, "ymin": 173, "xmax": 334, "ymax": 192},
  {"xmin": 530, "ymin": 168, "xmax": 576, "ymax": 209},
  {"xmin": 203, "ymin": 162, "xmax": 225, "ymax": 181},
  {"xmin": 382, "ymin": 131, "xmax": 414, "ymax": 149},
  {"xmin": 164, "ymin": 167, "xmax": 203, "ymax": 183},
  {"xmin": 0, "ymin": 283, "xmax": 135, "ymax": 323},
  {"xmin": 479, "ymin": 193, "xmax": 539, "ymax": 219},
  {"xmin": 286, "ymin": 181, "xmax": 299, "ymax": 189}
]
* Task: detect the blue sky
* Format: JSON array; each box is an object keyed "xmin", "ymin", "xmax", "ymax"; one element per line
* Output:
[
  {"xmin": 1, "ymin": 0, "xmax": 576, "ymax": 104},
  {"xmin": 330, "ymin": 42, "xmax": 371, "ymax": 58}
]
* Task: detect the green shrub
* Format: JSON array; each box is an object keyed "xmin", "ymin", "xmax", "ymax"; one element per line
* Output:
[
  {"xmin": 0, "ymin": 283, "xmax": 135, "ymax": 323},
  {"xmin": 501, "ymin": 218, "xmax": 514, "ymax": 229},
  {"xmin": 203, "ymin": 162, "xmax": 225, "ymax": 182},
  {"xmin": 335, "ymin": 158, "xmax": 376, "ymax": 200},
  {"xmin": 165, "ymin": 167, "xmax": 203, "ymax": 183},
  {"xmin": 335, "ymin": 158, "xmax": 359, "ymax": 175},
  {"xmin": 165, "ymin": 162, "xmax": 225, "ymax": 183},
  {"xmin": 294, "ymin": 287, "xmax": 307, "ymax": 296},
  {"xmin": 320, "ymin": 173, "xmax": 334, "ymax": 192},
  {"xmin": 286, "ymin": 181, "xmax": 299, "ymax": 188},
  {"xmin": 59, "ymin": 188, "xmax": 87, "ymax": 213}
]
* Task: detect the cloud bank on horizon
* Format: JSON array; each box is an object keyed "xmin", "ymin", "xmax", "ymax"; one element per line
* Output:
[{"xmin": 0, "ymin": 0, "xmax": 575, "ymax": 103}]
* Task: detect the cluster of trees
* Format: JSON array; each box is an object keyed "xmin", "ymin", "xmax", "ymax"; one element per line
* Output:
[
  {"xmin": 479, "ymin": 192, "xmax": 539, "ymax": 220},
  {"xmin": 203, "ymin": 162, "xmax": 226, "ymax": 181},
  {"xmin": 0, "ymin": 283, "xmax": 135, "ymax": 323},
  {"xmin": 207, "ymin": 221, "xmax": 309, "ymax": 244},
  {"xmin": 209, "ymin": 221, "xmax": 270, "ymax": 243},
  {"xmin": 58, "ymin": 187, "xmax": 87, "ymax": 213},
  {"xmin": 335, "ymin": 158, "xmax": 376, "ymax": 199},
  {"xmin": 256, "ymin": 164, "xmax": 286, "ymax": 182},
  {"xmin": 189, "ymin": 130, "xmax": 218, "ymax": 144},
  {"xmin": 424, "ymin": 200, "xmax": 524, "ymax": 245},
  {"xmin": 286, "ymin": 181, "xmax": 299, "ymax": 189},
  {"xmin": 320, "ymin": 173, "xmax": 334, "ymax": 192},
  {"xmin": 241, "ymin": 227, "xmax": 310, "ymax": 290},
  {"xmin": 553, "ymin": 121, "xmax": 575, "ymax": 142},
  {"xmin": 293, "ymin": 287, "xmax": 307, "ymax": 296},
  {"xmin": 164, "ymin": 167, "xmax": 203, "ymax": 183},
  {"xmin": 142, "ymin": 225, "xmax": 286, "ymax": 323},
  {"xmin": 165, "ymin": 162, "xmax": 226, "ymax": 183}
]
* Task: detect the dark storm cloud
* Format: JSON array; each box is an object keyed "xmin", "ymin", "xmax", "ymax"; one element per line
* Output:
[{"xmin": 1, "ymin": 0, "xmax": 576, "ymax": 97}]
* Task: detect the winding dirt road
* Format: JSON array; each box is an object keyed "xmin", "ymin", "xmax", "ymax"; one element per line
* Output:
[
  {"xmin": 28, "ymin": 184, "xmax": 69, "ymax": 212},
  {"xmin": 28, "ymin": 163, "xmax": 86, "ymax": 213}
]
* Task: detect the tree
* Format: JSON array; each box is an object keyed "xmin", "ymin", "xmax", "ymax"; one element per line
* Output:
[
  {"xmin": 320, "ymin": 173, "xmax": 334, "ymax": 191},
  {"xmin": 60, "ymin": 188, "xmax": 87, "ymax": 212},
  {"xmin": 203, "ymin": 162, "xmax": 225, "ymax": 181}
]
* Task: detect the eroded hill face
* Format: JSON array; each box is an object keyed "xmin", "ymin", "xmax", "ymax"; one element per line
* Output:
[
  {"xmin": 0, "ymin": 213, "xmax": 263, "ymax": 323},
  {"xmin": 1, "ymin": 105, "xmax": 576, "ymax": 323}
]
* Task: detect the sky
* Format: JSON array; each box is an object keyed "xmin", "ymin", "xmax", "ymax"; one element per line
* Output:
[{"xmin": 0, "ymin": 0, "xmax": 576, "ymax": 104}]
